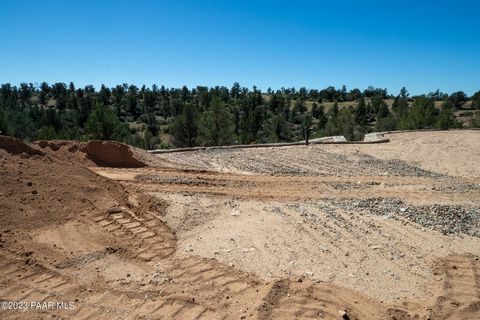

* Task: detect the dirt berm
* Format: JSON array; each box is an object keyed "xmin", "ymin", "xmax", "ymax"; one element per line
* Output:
[
  {"xmin": 0, "ymin": 135, "xmax": 45, "ymax": 156},
  {"xmin": 33, "ymin": 139, "xmax": 146, "ymax": 168},
  {"xmin": 80, "ymin": 140, "xmax": 146, "ymax": 167}
]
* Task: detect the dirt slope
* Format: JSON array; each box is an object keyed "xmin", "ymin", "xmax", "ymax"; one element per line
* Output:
[{"xmin": 33, "ymin": 139, "xmax": 147, "ymax": 168}]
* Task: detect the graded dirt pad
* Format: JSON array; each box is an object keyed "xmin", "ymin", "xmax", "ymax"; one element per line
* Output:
[
  {"xmin": 328, "ymin": 130, "xmax": 480, "ymax": 179},
  {"xmin": 156, "ymin": 130, "xmax": 480, "ymax": 179},
  {"xmin": 1, "ymin": 131, "xmax": 480, "ymax": 320}
]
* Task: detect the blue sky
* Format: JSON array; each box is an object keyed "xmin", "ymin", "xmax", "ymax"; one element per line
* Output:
[{"xmin": 1, "ymin": 0, "xmax": 479, "ymax": 95}]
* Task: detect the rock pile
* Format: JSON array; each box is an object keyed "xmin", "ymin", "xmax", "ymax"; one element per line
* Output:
[
  {"xmin": 328, "ymin": 197, "xmax": 480, "ymax": 237},
  {"xmin": 162, "ymin": 147, "xmax": 442, "ymax": 178}
]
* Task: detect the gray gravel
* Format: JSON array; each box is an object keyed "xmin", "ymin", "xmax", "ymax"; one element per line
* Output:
[
  {"xmin": 161, "ymin": 147, "xmax": 445, "ymax": 178},
  {"xmin": 327, "ymin": 197, "xmax": 480, "ymax": 237}
]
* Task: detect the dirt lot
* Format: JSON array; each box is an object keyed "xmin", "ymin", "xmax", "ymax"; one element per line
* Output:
[{"xmin": 1, "ymin": 131, "xmax": 480, "ymax": 319}]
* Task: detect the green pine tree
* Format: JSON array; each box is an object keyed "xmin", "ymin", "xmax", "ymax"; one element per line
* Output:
[
  {"xmin": 200, "ymin": 97, "xmax": 234, "ymax": 146},
  {"xmin": 85, "ymin": 104, "xmax": 128, "ymax": 141},
  {"xmin": 172, "ymin": 104, "xmax": 198, "ymax": 147}
]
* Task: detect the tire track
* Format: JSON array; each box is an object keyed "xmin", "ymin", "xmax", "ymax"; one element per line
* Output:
[
  {"xmin": 165, "ymin": 255, "xmax": 261, "ymax": 297},
  {"xmin": 93, "ymin": 207, "xmax": 176, "ymax": 261},
  {"xmin": 429, "ymin": 254, "xmax": 480, "ymax": 319},
  {"xmin": 258, "ymin": 279, "xmax": 384, "ymax": 319},
  {"xmin": 0, "ymin": 252, "xmax": 216, "ymax": 319}
]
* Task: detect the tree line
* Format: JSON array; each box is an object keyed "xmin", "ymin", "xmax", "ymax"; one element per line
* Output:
[{"xmin": 1, "ymin": 82, "xmax": 479, "ymax": 149}]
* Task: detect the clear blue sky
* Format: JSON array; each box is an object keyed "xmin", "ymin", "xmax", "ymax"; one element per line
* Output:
[{"xmin": 1, "ymin": 0, "xmax": 479, "ymax": 95}]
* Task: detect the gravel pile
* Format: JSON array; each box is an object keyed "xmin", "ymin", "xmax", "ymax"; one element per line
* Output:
[
  {"xmin": 162, "ymin": 147, "xmax": 443, "ymax": 178},
  {"xmin": 137, "ymin": 174, "xmax": 230, "ymax": 187},
  {"xmin": 327, "ymin": 198, "xmax": 480, "ymax": 237},
  {"xmin": 433, "ymin": 178, "xmax": 480, "ymax": 193},
  {"xmin": 408, "ymin": 204, "xmax": 480, "ymax": 236},
  {"xmin": 356, "ymin": 154, "xmax": 443, "ymax": 178},
  {"xmin": 285, "ymin": 202, "xmax": 354, "ymax": 231}
]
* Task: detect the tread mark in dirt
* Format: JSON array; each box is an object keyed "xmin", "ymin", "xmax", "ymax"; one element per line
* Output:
[
  {"xmin": 93, "ymin": 208, "xmax": 176, "ymax": 261},
  {"xmin": 0, "ymin": 254, "xmax": 214, "ymax": 319},
  {"xmin": 131, "ymin": 296, "xmax": 215, "ymax": 319},
  {"xmin": 0, "ymin": 255, "xmax": 82, "ymax": 318},
  {"xmin": 429, "ymin": 254, "xmax": 480, "ymax": 320},
  {"xmin": 258, "ymin": 280, "xmax": 384, "ymax": 320},
  {"xmin": 258, "ymin": 279, "xmax": 290, "ymax": 319},
  {"xmin": 166, "ymin": 256, "xmax": 257, "ymax": 295}
]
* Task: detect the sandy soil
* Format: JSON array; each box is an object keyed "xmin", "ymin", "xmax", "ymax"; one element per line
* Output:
[
  {"xmin": 327, "ymin": 130, "xmax": 480, "ymax": 179},
  {"xmin": 157, "ymin": 130, "xmax": 480, "ymax": 179},
  {"xmin": 1, "ymin": 131, "xmax": 480, "ymax": 319}
]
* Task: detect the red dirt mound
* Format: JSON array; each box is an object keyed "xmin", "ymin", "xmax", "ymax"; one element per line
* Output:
[
  {"xmin": 34, "ymin": 140, "xmax": 95, "ymax": 167},
  {"xmin": 0, "ymin": 141, "xmax": 127, "ymax": 231},
  {"xmin": 81, "ymin": 140, "xmax": 146, "ymax": 168},
  {"xmin": 33, "ymin": 139, "xmax": 147, "ymax": 168},
  {"xmin": 35, "ymin": 140, "xmax": 80, "ymax": 152},
  {"xmin": 0, "ymin": 135, "xmax": 45, "ymax": 156}
]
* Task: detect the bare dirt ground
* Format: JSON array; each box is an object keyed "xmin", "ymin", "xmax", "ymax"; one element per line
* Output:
[{"xmin": 1, "ymin": 131, "xmax": 480, "ymax": 319}]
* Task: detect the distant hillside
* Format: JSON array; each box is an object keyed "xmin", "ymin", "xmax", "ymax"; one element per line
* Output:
[{"xmin": 1, "ymin": 82, "xmax": 479, "ymax": 149}]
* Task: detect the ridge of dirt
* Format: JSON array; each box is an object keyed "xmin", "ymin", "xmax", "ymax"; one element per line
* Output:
[
  {"xmin": 32, "ymin": 139, "xmax": 147, "ymax": 168},
  {"xmin": 0, "ymin": 135, "xmax": 45, "ymax": 156},
  {"xmin": 81, "ymin": 140, "xmax": 146, "ymax": 168}
]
